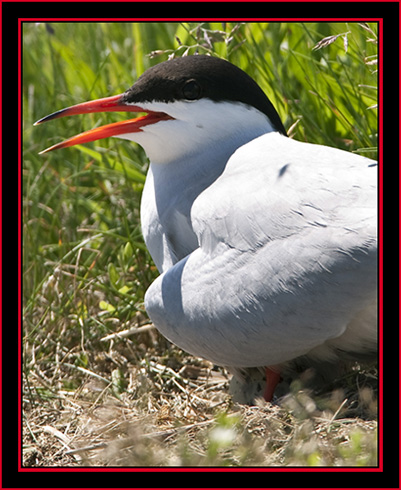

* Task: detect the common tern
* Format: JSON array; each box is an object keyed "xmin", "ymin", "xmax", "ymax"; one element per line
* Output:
[{"xmin": 35, "ymin": 55, "xmax": 377, "ymax": 401}]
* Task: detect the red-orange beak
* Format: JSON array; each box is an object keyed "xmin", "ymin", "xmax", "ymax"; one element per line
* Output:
[{"xmin": 34, "ymin": 94, "xmax": 173, "ymax": 154}]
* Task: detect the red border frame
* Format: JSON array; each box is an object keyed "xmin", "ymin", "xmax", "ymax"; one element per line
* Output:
[{"xmin": 18, "ymin": 17, "xmax": 384, "ymax": 477}]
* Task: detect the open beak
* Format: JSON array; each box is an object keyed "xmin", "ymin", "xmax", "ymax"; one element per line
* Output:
[{"xmin": 34, "ymin": 94, "xmax": 173, "ymax": 154}]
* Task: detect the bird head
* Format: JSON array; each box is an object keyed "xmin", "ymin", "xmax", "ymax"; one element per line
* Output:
[{"xmin": 35, "ymin": 55, "xmax": 286, "ymax": 163}]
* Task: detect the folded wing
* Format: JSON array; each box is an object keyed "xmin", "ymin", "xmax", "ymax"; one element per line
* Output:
[{"xmin": 145, "ymin": 133, "xmax": 377, "ymax": 368}]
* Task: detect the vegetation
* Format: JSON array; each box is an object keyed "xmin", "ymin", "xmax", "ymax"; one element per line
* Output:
[{"xmin": 23, "ymin": 21, "xmax": 378, "ymax": 467}]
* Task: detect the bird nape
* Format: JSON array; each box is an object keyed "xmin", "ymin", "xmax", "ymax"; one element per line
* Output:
[{"xmin": 35, "ymin": 54, "xmax": 377, "ymax": 403}]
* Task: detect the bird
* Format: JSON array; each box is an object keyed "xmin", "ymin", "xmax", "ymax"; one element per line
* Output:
[{"xmin": 35, "ymin": 54, "xmax": 377, "ymax": 403}]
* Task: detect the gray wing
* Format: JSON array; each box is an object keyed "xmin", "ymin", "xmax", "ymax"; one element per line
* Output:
[{"xmin": 145, "ymin": 133, "xmax": 377, "ymax": 368}]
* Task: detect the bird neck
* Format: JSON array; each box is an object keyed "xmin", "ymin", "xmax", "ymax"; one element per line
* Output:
[
  {"xmin": 129, "ymin": 100, "xmax": 277, "ymax": 165},
  {"xmin": 148, "ymin": 117, "xmax": 278, "ymax": 221},
  {"xmin": 148, "ymin": 140, "xmax": 232, "ymax": 211}
]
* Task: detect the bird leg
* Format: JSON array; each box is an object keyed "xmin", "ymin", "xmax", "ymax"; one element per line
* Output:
[{"xmin": 263, "ymin": 366, "xmax": 282, "ymax": 402}]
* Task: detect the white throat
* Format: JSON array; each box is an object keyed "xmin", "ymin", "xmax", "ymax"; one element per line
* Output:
[
  {"xmin": 135, "ymin": 99, "xmax": 277, "ymax": 272},
  {"xmin": 116, "ymin": 99, "xmax": 276, "ymax": 164}
]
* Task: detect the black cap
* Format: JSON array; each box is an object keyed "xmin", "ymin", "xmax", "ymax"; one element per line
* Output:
[{"xmin": 121, "ymin": 55, "xmax": 287, "ymax": 136}]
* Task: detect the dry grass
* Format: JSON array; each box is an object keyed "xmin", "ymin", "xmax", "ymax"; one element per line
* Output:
[{"xmin": 23, "ymin": 318, "xmax": 378, "ymax": 467}]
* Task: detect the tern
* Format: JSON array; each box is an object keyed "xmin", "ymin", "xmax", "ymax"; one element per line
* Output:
[{"xmin": 35, "ymin": 55, "xmax": 377, "ymax": 402}]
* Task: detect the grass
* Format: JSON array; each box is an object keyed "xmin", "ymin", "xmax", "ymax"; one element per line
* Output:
[{"xmin": 22, "ymin": 21, "xmax": 378, "ymax": 467}]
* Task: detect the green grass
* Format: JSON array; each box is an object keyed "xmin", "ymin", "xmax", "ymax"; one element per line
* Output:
[{"xmin": 22, "ymin": 22, "xmax": 378, "ymax": 467}]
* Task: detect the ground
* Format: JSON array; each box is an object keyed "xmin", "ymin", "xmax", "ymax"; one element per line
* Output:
[{"xmin": 23, "ymin": 322, "xmax": 378, "ymax": 467}]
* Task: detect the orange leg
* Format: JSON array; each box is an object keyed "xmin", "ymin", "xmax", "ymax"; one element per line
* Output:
[{"xmin": 263, "ymin": 367, "xmax": 282, "ymax": 401}]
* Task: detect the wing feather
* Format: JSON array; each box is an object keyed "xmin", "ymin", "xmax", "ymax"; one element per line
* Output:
[{"xmin": 145, "ymin": 133, "xmax": 377, "ymax": 368}]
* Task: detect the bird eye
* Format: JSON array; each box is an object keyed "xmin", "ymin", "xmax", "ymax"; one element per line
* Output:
[{"xmin": 182, "ymin": 79, "xmax": 202, "ymax": 100}]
